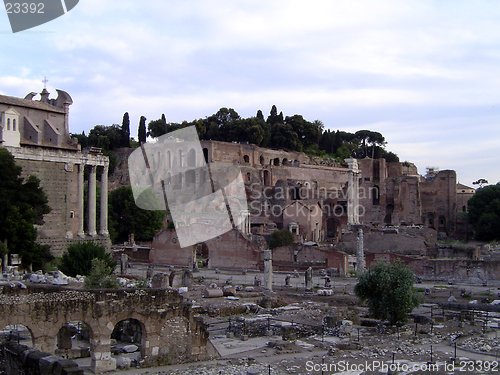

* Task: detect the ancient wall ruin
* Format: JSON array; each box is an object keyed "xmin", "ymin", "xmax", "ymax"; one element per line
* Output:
[{"xmin": 0, "ymin": 288, "xmax": 208, "ymax": 373}]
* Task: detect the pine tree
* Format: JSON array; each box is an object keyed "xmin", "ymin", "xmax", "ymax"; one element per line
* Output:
[{"xmin": 121, "ymin": 112, "xmax": 130, "ymax": 147}]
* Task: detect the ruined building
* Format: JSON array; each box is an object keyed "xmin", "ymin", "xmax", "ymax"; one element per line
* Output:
[{"xmin": 0, "ymin": 89, "xmax": 110, "ymax": 256}]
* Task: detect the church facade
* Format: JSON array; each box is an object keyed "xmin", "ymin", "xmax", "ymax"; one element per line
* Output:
[{"xmin": 0, "ymin": 89, "xmax": 110, "ymax": 256}]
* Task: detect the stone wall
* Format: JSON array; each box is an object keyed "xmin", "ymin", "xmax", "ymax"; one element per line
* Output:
[
  {"xmin": 0, "ymin": 288, "xmax": 208, "ymax": 373},
  {"xmin": 271, "ymin": 244, "xmax": 348, "ymax": 274},
  {"xmin": 335, "ymin": 227, "xmax": 436, "ymax": 257},
  {"xmin": 420, "ymin": 170, "xmax": 457, "ymax": 236}
]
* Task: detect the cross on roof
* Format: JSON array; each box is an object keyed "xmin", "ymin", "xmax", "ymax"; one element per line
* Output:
[{"xmin": 42, "ymin": 77, "xmax": 48, "ymax": 89}]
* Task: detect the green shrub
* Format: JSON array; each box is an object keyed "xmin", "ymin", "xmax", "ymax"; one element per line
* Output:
[
  {"xmin": 59, "ymin": 241, "xmax": 116, "ymax": 277},
  {"xmin": 84, "ymin": 258, "xmax": 120, "ymax": 289}
]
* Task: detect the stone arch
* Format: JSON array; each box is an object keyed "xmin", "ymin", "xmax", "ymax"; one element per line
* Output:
[
  {"xmin": 273, "ymin": 158, "xmax": 280, "ymax": 166},
  {"xmin": 282, "ymin": 158, "xmax": 288, "ymax": 166},
  {"xmin": 0, "ymin": 324, "xmax": 34, "ymax": 348},
  {"xmin": 187, "ymin": 148, "xmax": 196, "ymax": 167},
  {"xmin": 243, "ymin": 154, "xmax": 250, "ymax": 163},
  {"xmin": 111, "ymin": 317, "xmax": 147, "ymax": 358},
  {"xmin": 259, "ymin": 155, "xmax": 265, "ymax": 165}
]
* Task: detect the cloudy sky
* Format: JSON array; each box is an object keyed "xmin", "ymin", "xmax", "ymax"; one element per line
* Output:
[{"xmin": 1, "ymin": 1, "xmax": 499, "ymax": 186}]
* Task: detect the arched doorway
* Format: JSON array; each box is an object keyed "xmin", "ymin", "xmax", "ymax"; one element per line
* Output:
[
  {"xmin": 384, "ymin": 204, "xmax": 394, "ymax": 225},
  {"xmin": 326, "ymin": 218, "xmax": 337, "ymax": 238},
  {"xmin": 111, "ymin": 318, "xmax": 145, "ymax": 359},
  {"xmin": 427, "ymin": 212, "xmax": 435, "ymax": 229},
  {"xmin": 438, "ymin": 215, "xmax": 446, "ymax": 233},
  {"xmin": 197, "ymin": 242, "xmax": 210, "ymax": 268},
  {"xmin": 263, "ymin": 170, "xmax": 270, "ymax": 186},
  {"xmin": 260, "ymin": 155, "xmax": 265, "ymax": 165},
  {"xmin": 243, "ymin": 155, "xmax": 250, "ymax": 163},
  {"xmin": 203, "ymin": 148, "xmax": 209, "ymax": 164}
]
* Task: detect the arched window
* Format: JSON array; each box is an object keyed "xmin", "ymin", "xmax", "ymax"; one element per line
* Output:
[
  {"xmin": 178, "ymin": 149, "xmax": 183, "ymax": 167},
  {"xmin": 243, "ymin": 155, "xmax": 250, "ymax": 163},
  {"xmin": 187, "ymin": 148, "xmax": 196, "ymax": 167},
  {"xmin": 7, "ymin": 118, "xmax": 10, "ymax": 130},
  {"xmin": 12, "ymin": 119, "xmax": 16, "ymax": 131},
  {"xmin": 260, "ymin": 155, "xmax": 265, "ymax": 165}
]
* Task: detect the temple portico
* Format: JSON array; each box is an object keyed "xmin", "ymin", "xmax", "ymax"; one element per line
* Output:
[{"xmin": 4, "ymin": 145, "xmax": 110, "ymax": 255}]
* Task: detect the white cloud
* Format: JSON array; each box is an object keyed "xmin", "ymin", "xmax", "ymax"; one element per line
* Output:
[{"xmin": 1, "ymin": 0, "xmax": 500, "ymax": 184}]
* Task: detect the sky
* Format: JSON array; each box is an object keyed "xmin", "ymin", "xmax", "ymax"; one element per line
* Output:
[{"xmin": 1, "ymin": 0, "xmax": 499, "ymax": 186}]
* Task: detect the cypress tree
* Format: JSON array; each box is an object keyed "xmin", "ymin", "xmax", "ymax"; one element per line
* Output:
[
  {"xmin": 138, "ymin": 116, "xmax": 147, "ymax": 144},
  {"xmin": 121, "ymin": 112, "xmax": 130, "ymax": 147}
]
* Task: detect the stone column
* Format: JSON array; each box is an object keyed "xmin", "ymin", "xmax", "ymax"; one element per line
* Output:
[
  {"xmin": 263, "ymin": 249, "xmax": 273, "ymax": 292},
  {"xmin": 356, "ymin": 227, "xmax": 365, "ymax": 275},
  {"xmin": 99, "ymin": 166, "xmax": 109, "ymax": 236},
  {"xmin": 88, "ymin": 165, "xmax": 97, "ymax": 237},
  {"xmin": 77, "ymin": 164, "xmax": 85, "ymax": 237},
  {"xmin": 305, "ymin": 266, "xmax": 313, "ymax": 293},
  {"xmin": 345, "ymin": 158, "xmax": 360, "ymax": 226},
  {"xmin": 90, "ymin": 336, "xmax": 116, "ymax": 373}
]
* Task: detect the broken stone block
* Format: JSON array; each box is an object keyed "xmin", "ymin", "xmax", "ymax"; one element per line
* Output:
[
  {"xmin": 116, "ymin": 356, "xmax": 132, "ymax": 369},
  {"xmin": 122, "ymin": 345, "xmax": 138, "ymax": 353}
]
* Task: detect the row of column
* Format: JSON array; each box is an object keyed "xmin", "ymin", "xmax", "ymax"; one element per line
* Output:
[{"xmin": 77, "ymin": 164, "xmax": 109, "ymax": 238}]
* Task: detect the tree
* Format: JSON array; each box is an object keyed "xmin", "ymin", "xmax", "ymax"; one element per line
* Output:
[
  {"xmin": 268, "ymin": 229, "xmax": 295, "ymax": 249},
  {"xmin": 147, "ymin": 117, "xmax": 168, "ymax": 138},
  {"xmin": 473, "ymin": 179, "xmax": 488, "ymax": 188},
  {"xmin": 109, "ymin": 186, "xmax": 165, "ymax": 243},
  {"xmin": 354, "ymin": 261, "xmax": 420, "ymax": 325},
  {"xmin": 468, "ymin": 183, "xmax": 500, "ymax": 241},
  {"xmin": 0, "ymin": 148, "xmax": 52, "ymax": 270},
  {"xmin": 84, "ymin": 258, "xmax": 120, "ymax": 289},
  {"xmin": 88, "ymin": 125, "xmax": 122, "ymax": 151},
  {"xmin": 59, "ymin": 241, "xmax": 116, "ymax": 277},
  {"xmin": 121, "ymin": 112, "xmax": 130, "ymax": 148},
  {"xmin": 138, "ymin": 115, "xmax": 147, "ymax": 144}
]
